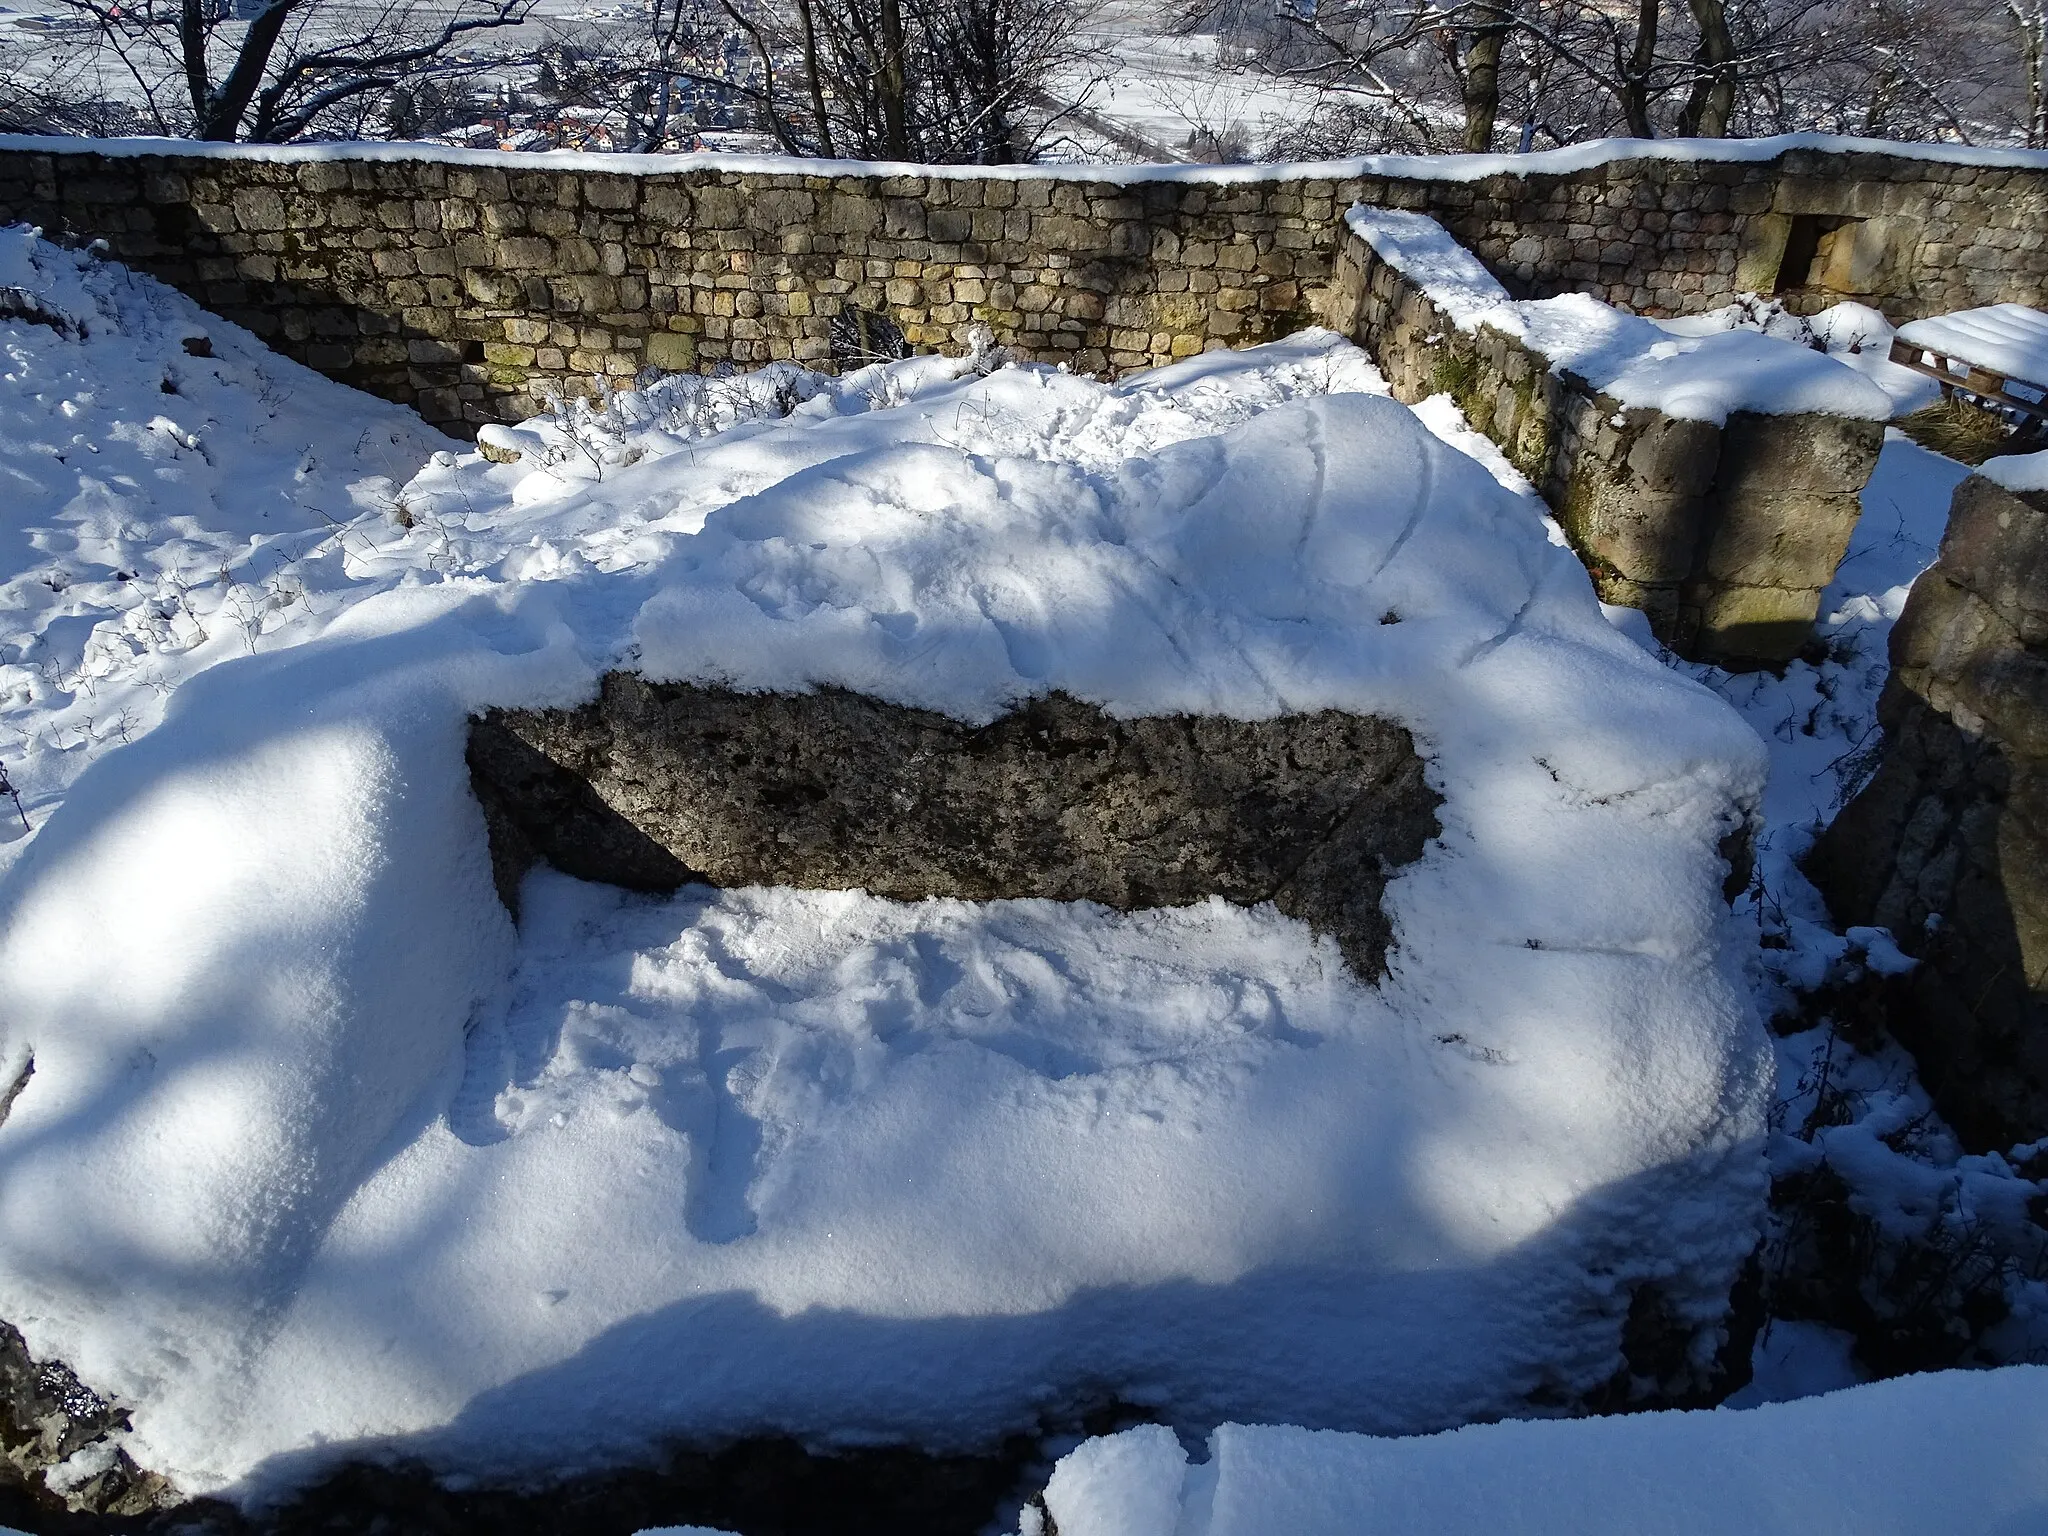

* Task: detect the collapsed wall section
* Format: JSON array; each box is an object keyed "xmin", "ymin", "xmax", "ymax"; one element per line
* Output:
[
  {"xmin": 1809, "ymin": 464, "xmax": 2048, "ymax": 1150},
  {"xmin": 0, "ymin": 136, "xmax": 2042, "ymax": 434}
]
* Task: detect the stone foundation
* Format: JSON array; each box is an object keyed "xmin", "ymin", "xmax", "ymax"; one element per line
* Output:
[
  {"xmin": 1808, "ymin": 471, "xmax": 2048, "ymax": 1151},
  {"xmin": 467, "ymin": 679, "xmax": 1441, "ymax": 979},
  {"xmin": 1330, "ymin": 222, "xmax": 1882, "ymax": 666}
]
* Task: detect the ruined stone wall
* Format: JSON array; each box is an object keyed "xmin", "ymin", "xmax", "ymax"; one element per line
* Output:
[
  {"xmin": 0, "ymin": 136, "xmax": 2043, "ymax": 435},
  {"xmin": 0, "ymin": 147, "xmax": 1346, "ymax": 431},
  {"xmin": 1809, "ymin": 468, "xmax": 2048, "ymax": 1151},
  {"xmin": 1330, "ymin": 224, "xmax": 1882, "ymax": 666},
  {"xmin": 1435, "ymin": 146, "xmax": 2048, "ymax": 318}
]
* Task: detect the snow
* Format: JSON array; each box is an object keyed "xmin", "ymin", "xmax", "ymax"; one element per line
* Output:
[
  {"xmin": 1895, "ymin": 303, "xmax": 2048, "ymax": 384},
  {"xmin": 1, "ymin": 129, "xmax": 2042, "ymax": 185},
  {"xmin": 1346, "ymin": 208, "xmax": 1896, "ymax": 424},
  {"xmin": 0, "ymin": 223, "xmax": 449, "ymax": 853},
  {"xmin": 0, "ymin": 233, "xmax": 1771, "ymax": 1500},
  {"xmin": 1804, "ymin": 302, "xmax": 1943, "ymax": 416},
  {"xmin": 1407, "ymin": 361, "xmax": 2048, "ymax": 1390},
  {"xmin": 1719, "ymin": 1321, "xmax": 1861, "ymax": 1407},
  {"xmin": 1033, "ymin": 1365, "xmax": 2048, "ymax": 1536},
  {"xmin": 1981, "ymin": 448, "xmax": 2048, "ymax": 493},
  {"xmin": 1040, "ymin": 1423, "xmax": 1190, "ymax": 1536},
  {"xmin": 1348, "ymin": 132, "xmax": 2048, "ymax": 183},
  {"xmin": 1341, "ymin": 207, "xmax": 1510, "ymax": 329}
]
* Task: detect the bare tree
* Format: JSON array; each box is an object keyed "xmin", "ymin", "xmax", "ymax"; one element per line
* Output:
[
  {"xmin": 1195, "ymin": 0, "xmax": 1700, "ymax": 151},
  {"xmin": 3, "ymin": 0, "xmax": 530, "ymax": 142},
  {"xmin": 696, "ymin": 0, "xmax": 1111, "ymax": 163},
  {"xmin": 1193, "ymin": 0, "xmax": 2042, "ymax": 152},
  {"xmin": 1767, "ymin": 0, "xmax": 2018, "ymax": 142},
  {"xmin": 2008, "ymin": 0, "xmax": 2045, "ymax": 144}
]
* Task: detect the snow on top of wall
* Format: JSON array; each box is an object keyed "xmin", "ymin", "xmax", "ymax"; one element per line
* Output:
[
  {"xmin": 1896, "ymin": 303, "xmax": 2048, "ymax": 384},
  {"xmin": 1, "ymin": 130, "xmax": 2044, "ymax": 185},
  {"xmin": 1346, "ymin": 206, "xmax": 1897, "ymax": 423},
  {"xmin": 1036, "ymin": 1364, "xmax": 2048, "ymax": 1536},
  {"xmin": 1980, "ymin": 448, "xmax": 2048, "ymax": 493},
  {"xmin": 0, "ymin": 229, "xmax": 1769, "ymax": 1498},
  {"xmin": 1341, "ymin": 207, "xmax": 1510, "ymax": 327}
]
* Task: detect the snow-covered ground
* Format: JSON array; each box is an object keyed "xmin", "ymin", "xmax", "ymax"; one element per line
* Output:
[
  {"xmin": 1029, "ymin": 1363, "xmax": 2048, "ymax": 1535},
  {"xmin": 0, "ymin": 230, "xmax": 1776, "ymax": 1501},
  {"xmin": 0, "ymin": 224, "xmax": 447, "ymax": 847}
]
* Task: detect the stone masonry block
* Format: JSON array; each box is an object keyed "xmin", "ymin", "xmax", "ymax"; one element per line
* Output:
[{"xmin": 1715, "ymin": 413, "xmax": 1884, "ymax": 497}]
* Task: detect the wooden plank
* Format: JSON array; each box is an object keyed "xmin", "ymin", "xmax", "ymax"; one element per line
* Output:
[{"xmin": 1885, "ymin": 342, "xmax": 2048, "ymax": 422}]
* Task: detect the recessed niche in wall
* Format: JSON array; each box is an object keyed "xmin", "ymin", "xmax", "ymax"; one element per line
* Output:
[{"xmin": 1775, "ymin": 214, "xmax": 1857, "ymax": 293}]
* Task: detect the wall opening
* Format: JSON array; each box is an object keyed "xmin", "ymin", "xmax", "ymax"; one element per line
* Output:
[
  {"xmin": 1774, "ymin": 214, "xmax": 1853, "ymax": 293},
  {"xmin": 1772, "ymin": 214, "xmax": 1911, "ymax": 298}
]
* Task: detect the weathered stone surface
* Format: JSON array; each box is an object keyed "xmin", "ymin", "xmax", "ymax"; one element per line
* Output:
[
  {"xmin": 467, "ymin": 678, "xmax": 1442, "ymax": 979},
  {"xmin": 1712, "ymin": 411, "xmax": 1886, "ymax": 496},
  {"xmin": 1687, "ymin": 581, "xmax": 1829, "ymax": 665},
  {"xmin": 1561, "ymin": 437, "xmax": 1714, "ymax": 587},
  {"xmin": 1808, "ymin": 473, "xmax": 2048, "ymax": 1149},
  {"xmin": 1330, "ymin": 228, "xmax": 1884, "ymax": 667},
  {"xmin": 1, "ymin": 1321, "xmax": 171, "ymax": 1517},
  {"xmin": 2, "ymin": 140, "xmax": 2043, "ymax": 433}
]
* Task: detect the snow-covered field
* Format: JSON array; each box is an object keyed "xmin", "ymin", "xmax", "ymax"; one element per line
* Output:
[
  {"xmin": 1049, "ymin": 11, "xmax": 1331, "ymax": 162},
  {"xmin": 0, "ymin": 228, "xmax": 1787, "ymax": 1501}
]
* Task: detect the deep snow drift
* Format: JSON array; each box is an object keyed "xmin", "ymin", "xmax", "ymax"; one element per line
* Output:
[
  {"xmin": 0, "ymin": 228, "xmax": 448, "ymax": 859},
  {"xmin": 0, "ymin": 232, "xmax": 1770, "ymax": 1499}
]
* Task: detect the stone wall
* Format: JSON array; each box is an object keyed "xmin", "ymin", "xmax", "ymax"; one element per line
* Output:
[
  {"xmin": 0, "ymin": 136, "xmax": 2044, "ymax": 434},
  {"xmin": 1808, "ymin": 468, "xmax": 2048, "ymax": 1151},
  {"xmin": 1328, "ymin": 223, "xmax": 1882, "ymax": 666}
]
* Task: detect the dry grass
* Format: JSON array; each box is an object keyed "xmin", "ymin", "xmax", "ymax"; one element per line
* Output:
[{"xmin": 1896, "ymin": 396, "xmax": 2028, "ymax": 465}]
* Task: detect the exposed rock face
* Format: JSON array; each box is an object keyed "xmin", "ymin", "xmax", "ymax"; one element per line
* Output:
[
  {"xmin": 1808, "ymin": 471, "xmax": 2048, "ymax": 1149},
  {"xmin": 1, "ymin": 1321, "xmax": 170, "ymax": 1519},
  {"xmin": 468, "ymin": 678, "xmax": 1442, "ymax": 979}
]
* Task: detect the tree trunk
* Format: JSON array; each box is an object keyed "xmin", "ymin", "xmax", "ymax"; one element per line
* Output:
[
  {"xmin": 796, "ymin": 0, "xmax": 837, "ymax": 156},
  {"xmin": 2016, "ymin": 0, "xmax": 2047, "ymax": 148},
  {"xmin": 1620, "ymin": 0, "xmax": 1660, "ymax": 138},
  {"xmin": 198, "ymin": 0, "xmax": 300, "ymax": 139},
  {"xmin": 878, "ymin": 0, "xmax": 911, "ymax": 158},
  {"xmin": 177, "ymin": 0, "xmax": 213, "ymax": 133},
  {"xmin": 1862, "ymin": 63, "xmax": 1900, "ymax": 137},
  {"xmin": 1461, "ymin": 4, "xmax": 1509, "ymax": 152},
  {"xmin": 1676, "ymin": 0, "xmax": 1736, "ymax": 137}
]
